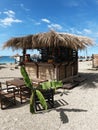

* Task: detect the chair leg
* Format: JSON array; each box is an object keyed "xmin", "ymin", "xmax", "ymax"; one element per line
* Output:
[{"xmin": 1, "ymin": 100, "xmax": 4, "ymax": 110}]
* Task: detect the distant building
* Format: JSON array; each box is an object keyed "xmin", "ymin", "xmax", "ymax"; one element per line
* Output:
[{"xmin": 92, "ymin": 54, "xmax": 98, "ymax": 68}]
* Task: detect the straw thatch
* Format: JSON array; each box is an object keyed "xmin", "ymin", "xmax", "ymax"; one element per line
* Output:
[
  {"xmin": 3, "ymin": 35, "xmax": 33, "ymax": 50},
  {"xmin": 3, "ymin": 30, "xmax": 93, "ymax": 50}
]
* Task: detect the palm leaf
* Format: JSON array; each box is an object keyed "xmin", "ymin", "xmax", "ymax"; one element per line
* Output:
[
  {"xmin": 36, "ymin": 90, "xmax": 47, "ymax": 110},
  {"xmin": 20, "ymin": 66, "xmax": 32, "ymax": 89},
  {"xmin": 20, "ymin": 66, "xmax": 47, "ymax": 113},
  {"xmin": 40, "ymin": 81, "xmax": 51, "ymax": 90},
  {"xmin": 30, "ymin": 91, "xmax": 35, "ymax": 114},
  {"xmin": 51, "ymin": 80, "xmax": 63, "ymax": 89}
]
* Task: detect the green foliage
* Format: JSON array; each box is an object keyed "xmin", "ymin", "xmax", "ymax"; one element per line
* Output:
[
  {"xmin": 20, "ymin": 66, "xmax": 47, "ymax": 114},
  {"xmin": 51, "ymin": 80, "xmax": 63, "ymax": 89},
  {"xmin": 40, "ymin": 81, "xmax": 51, "ymax": 90},
  {"xmin": 36, "ymin": 90, "xmax": 47, "ymax": 110},
  {"xmin": 20, "ymin": 66, "xmax": 32, "ymax": 89},
  {"xmin": 40, "ymin": 80, "xmax": 63, "ymax": 90},
  {"xmin": 20, "ymin": 66, "xmax": 62, "ymax": 114},
  {"xmin": 30, "ymin": 91, "xmax": 35, "ymax": 113}
]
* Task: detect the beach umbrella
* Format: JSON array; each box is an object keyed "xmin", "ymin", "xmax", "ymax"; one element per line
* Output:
[
  {"xmin": 3, "ymin": 30, "xmax": 93, "ymax": 50},
  {"xmin": 11, "ymin": 53, "xmax": 20, "ymax": 63},
  {"xmin": 12, "ymin": 53, "xmax": 20, "ymax": 57}
]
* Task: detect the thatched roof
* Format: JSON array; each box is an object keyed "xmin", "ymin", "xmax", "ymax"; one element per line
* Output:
[
  {"xmin": 3, "ymin": 30, "xmax": 93, "ymax": 50},
  {"xmin": 3, "ymin": 35, "xmax": 33, "ymax": 50}
]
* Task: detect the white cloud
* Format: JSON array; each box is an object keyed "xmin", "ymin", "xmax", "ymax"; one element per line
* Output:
[
  {"xmin": 48, "ymin": 24, "xmax": 62, "ymax": 31},
  {"xmin": 20, "ymin": 3, "xmax": 30, "ymax": 11},
  {"xmin": 35, "ymin": 22, "xmax": 41, "ymax": 25},
  {"xmin": 95, "ymin": 0, "xmax": 98, "ymax": 4},
  {"xmin": 20, "ymin": 3, "xmax": 24, "ymax": 7},
  {"xmin": 83, "ymin": 29, "xmax": 92, "ymax": 34},
  {"xmin": 0, "ymin": 10, "xmax": 22, "ymax": 27},
  {"xmin": 63, "ymin": 0, "xmax": 80, "ymax": 7},
  {"xmin": 69, "ymin": 1, "xmax": 79, "ymax": 7},
  {"xmin": 41, "ymin": 18, "xmax": 50, "ymax": 23},
  {"xmin": 4, "ymin": 10, "xmax": 15, "ymax": 18},
  {"xmin": 67, "ymin": 27, "xmax": 82, "ymax": 35},
  {"xmin": 64, "ymin": 0, "xmax": 87, "ymax": 7},
  {"xmin": 0, "ymin": 17, "xmax": 22, "ymax": 26},
  {"xmin": 67, "ymin": 27, "xmax": 93, "ymax": 36},
  {"xmin": 31, "ymin": 19, "xmax": 41, "ymax": 25}
]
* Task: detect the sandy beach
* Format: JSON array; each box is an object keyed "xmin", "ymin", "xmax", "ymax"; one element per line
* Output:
[{"xmin": 0, "ymin": 61, "xmax": 98, "ymax": 130}]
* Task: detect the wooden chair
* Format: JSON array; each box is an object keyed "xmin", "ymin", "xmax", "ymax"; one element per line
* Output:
[
  {"xmin": 34, "ymin": 81, "xmax": 55, "ymax": 111},
  {"xmin": 6, "ymin": 79, "xmax": 31, "ymax": 104},
  {"xmin": 0, "ymin": 82, "xmax": 16, "ymax": 109},
  {"xmin": 34, "ymin": 88, "xmax": 54, "ymax": 111},
  {"xmin": 19, "ymin": 86, "xmax": 31, "ymax": 103}
]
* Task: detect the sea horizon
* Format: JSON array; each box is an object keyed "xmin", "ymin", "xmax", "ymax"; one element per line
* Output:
[{"xmin": 0, "ymin": 56, "xmax": 15, "ymax": 64}]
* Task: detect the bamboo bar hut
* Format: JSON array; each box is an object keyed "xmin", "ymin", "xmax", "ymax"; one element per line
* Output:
[{"xmin": 3, "ymin": 31, "xmax": 93, "ymax": 82}]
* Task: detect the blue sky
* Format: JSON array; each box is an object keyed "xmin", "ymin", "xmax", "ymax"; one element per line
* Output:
[{"xmin": 0, "ymin": 0, "xmax": 98, "ymax": 56}]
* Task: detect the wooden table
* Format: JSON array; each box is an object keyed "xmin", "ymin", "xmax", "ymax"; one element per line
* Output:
[
  {"xmin": 6, "ymin": 79, "xmax": 25, "ymax": 87},
  {"xmin": 6, "ymin": 78, "xmax": 48, "ymax": 103},
  {"xmin": 6, "ymin": 79, "xmax": 27, "ymax": 103}
]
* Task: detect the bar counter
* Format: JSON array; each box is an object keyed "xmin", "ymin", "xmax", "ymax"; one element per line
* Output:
[{"xmin": 25, "ymin": 61, "xmax": 78, "ymax": 82}]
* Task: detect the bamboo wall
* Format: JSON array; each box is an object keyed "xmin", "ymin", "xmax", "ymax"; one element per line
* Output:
[
  {"xmin": 38, "ymin": 64, "xmax": 55, "ymax": 80},
  {"xmin": 25, "ymin": 63, "xmax": 38, "ymax": 79},
  {"xmin": 25, "ymin": 61, "xmax": 78, "ymax": 81}
]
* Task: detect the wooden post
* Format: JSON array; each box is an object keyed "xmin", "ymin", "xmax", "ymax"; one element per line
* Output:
[{"xmin": 23, "ymin": 49, "xmax": 26, "ymax": 62}]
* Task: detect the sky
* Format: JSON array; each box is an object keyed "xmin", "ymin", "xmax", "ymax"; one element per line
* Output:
[{"xmin": 0, "ymin": 0, "xmax": 98, "ymax": 56}]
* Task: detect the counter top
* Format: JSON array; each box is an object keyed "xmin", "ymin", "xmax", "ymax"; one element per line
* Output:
[{"xmin": 24, "ymin": 61, "xmax": 69, "ymax": 66}]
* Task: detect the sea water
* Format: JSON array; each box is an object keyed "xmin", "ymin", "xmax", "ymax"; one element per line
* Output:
[{"xmin": 0, "ymin": 56, "xmax": 15, "ymax": 64}]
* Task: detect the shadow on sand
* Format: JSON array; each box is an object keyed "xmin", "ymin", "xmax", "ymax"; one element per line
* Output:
[
  {"xmin": 0, "ymin": 64, "xmax": 7, "ymax": 69},
  {"xmin": 56, "ymin": 107, "xmax": 87, "ymax": 124},
  {"xmin": 35, "ymin": 98, "xmax": 87, "ymax": 124},
  {"xmin": 78, "ymin": 72, "xmax": 98, "ymax": 89},
  {"xmin": 54, "ymin": 99, "xmax": 87, "ymax": 124}
]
